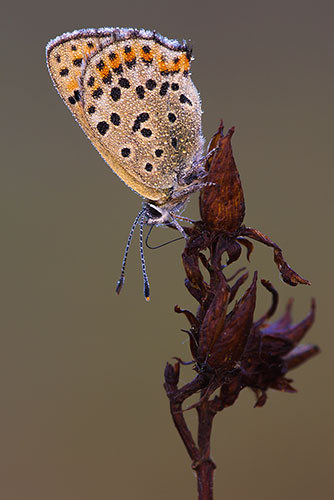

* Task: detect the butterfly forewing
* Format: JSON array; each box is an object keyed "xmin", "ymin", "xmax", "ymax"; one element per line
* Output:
[{"xmin": 47, "ymin": 31, "xmax": 102, "ymax": 124}]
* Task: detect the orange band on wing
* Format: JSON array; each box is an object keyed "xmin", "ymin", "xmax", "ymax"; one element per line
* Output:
[{"xmin": 66, "ymin": 77, "xmax": 80, "ymax": 93}]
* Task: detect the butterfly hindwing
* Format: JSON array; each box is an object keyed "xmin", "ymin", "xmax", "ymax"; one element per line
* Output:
[{"xmin": 46, "ymin": 28, "xmax": 203, "ymax": 202}]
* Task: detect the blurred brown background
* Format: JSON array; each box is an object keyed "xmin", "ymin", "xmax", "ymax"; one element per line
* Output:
[{"xmin": 1, "ymin": 1, "xmax": 333, "ymax": 499}]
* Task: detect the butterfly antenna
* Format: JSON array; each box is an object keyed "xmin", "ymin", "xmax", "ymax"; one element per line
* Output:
[
  {"xmin": 139, "ymin": 215, "xmax": 150, "ymax": 301},
  {"xmin": 116, "ymin": 208, "xmax": 145, "ymax": 295}
]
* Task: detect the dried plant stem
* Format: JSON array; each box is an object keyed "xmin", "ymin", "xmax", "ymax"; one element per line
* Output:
[
  {"xmin": 195, "ymin": 399, "xmax": 216, "ymax": 500},
  {"xmin": 165, "ymin": 375, "xmax": 202, "ymax": 463},
  {"xmin": 164, "ymin": 374, "xmax": 217, "ymax": 499}
]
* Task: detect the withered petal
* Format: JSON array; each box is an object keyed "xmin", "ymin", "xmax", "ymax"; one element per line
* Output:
[
  {"xmin": 175, "ymin": 305, "xmax": 200, "ymax": 358},
  {"xmin": 175, "ymin": 305, "xmax": 199, "ymax": 328},
  {"xmin": 182, "ymin": 247, "xmax": 210, "ymax": 303},
  {"xmin": 226, "ymin": 241, "xmax": 242, "ymax": 265},
  {"xmin": 215, "ymin": 373, "xmax": 243, "ymax": 409},
  {"xmin": 254, "ymin": 280, "xmax": 279, "ymax": 328},
  {"xmin": 283, "ymin": 344, "xmax": 320, "ymax": 371},
  {"xmin": 196, "ymin": 274, "xmax": 231, "ymax": 363},
  {"xmin": 241, "ymin": 227, "xmax": 310, "ymax": 286},
  {"xmin": 184, "ymin": 280, "xmax": 205, "ymax": 303},
  {"xmin": 261, "ymin": 298, "xmax": 294, "ymax": 334},
  {"xmin": 210, "ymin": 235, "xmax": 230, "ymax": 270},
  {"xmin": 229, "ymin": 271, "xmax": 249, "ymax": 303},
  {"xmin": 226, "ymin": 267, "xmax": 247, "ymax": 282},
  {"xmin": 260, "ymin": 332, "xmax": 294, "ymax": 356},
  {"xmin": 199, "ymin": 252, "xmax": 211, "ymax": 271},
  {"xmin": 164, "ymin": 362, "xmax": 180, "ymax": 387},
  {"xmin": 208, "ymin": 273, "xmax": 257, "ymax": 369},
  {"xmin": 237, "ymin": 237, "xmax": 254, "ymax": 261},
  {"xmin": 182, "ymin": 329, "xmax": 200, "ymax": 360},
  {"xmin": 273, "ymin": 248, "xmax": 311, "ymax": 286},
  {"xmin": 269, "ymin": 376, "xmax": 297, "ymax": 393},
  {"xmin": 182, "ymin": 251, "xmax": 205, "ymax": 289},
  {"xmin": 261, "ymin": 299, "xmax": 316, "ymax": 352},
  {"xmin": 284, "ymin": 299, "xmax": 316, "ymax": 345},
  {"xmin": 253, "ymin": 389, "xmax": 268, "ymax": 408}
]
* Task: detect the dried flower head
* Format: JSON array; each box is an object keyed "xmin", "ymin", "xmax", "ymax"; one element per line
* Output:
[{"xmin": 164, "ymin": 123, "xmax": 319, "ymax": 500}]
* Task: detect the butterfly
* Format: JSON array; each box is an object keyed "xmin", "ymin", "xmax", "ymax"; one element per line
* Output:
[{"xmin": 46, "ymin": 27, "xmax": 209, "ymax": 299}]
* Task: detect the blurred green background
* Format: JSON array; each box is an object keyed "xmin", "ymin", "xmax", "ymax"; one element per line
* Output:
[{"xmin": 1, "ymin": 1, "xmax": 333, "ymax": 499}]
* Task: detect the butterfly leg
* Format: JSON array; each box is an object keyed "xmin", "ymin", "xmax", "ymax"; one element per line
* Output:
[
  {"xmin": 178, "ymin": 147, "xmax": 219, "ymax": 187},
  {"xmin": 172, "ymin": 214, "xmax": 195, "ymax": 224},
  {"xmin": 168, "ymin": 214, "xmax": 188, "ymax": 239},
  {"xmin": 201, "ymin": 146, "xmax": 219, "ymax": 165},
  {"xmin": 171, "ymin": 180, "xmax": 216, "ymax": 203}
]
